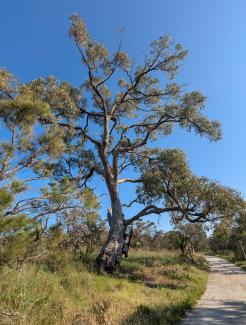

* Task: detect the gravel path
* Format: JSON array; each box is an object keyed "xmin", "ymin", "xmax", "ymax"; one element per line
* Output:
[{"xmin": 181, "ymin": 256, "xmax": 246, "ymax": 324}]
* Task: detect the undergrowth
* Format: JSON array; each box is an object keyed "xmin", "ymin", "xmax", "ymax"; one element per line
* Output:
[{"xmin": 0, "ymin": 249, "xmax": 208, "ymax": 325}]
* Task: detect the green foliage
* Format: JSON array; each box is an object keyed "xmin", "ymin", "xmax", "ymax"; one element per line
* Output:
[
  {"xmin": 60, "ymin": 209, "xmax": 106, "ymax": 261},
  {"xmin": 0, "ymin": 188, "xmax": 13, "ymax": 209},
  {"xmin": 210, "ymin": 211, "xmax": 246, "ymax": 260},
  {"xmin": 138, "ymin": 149, "xmax": 244, "ymax": 224},
  {"xmin": 10, "ymin": 180, "xmax": 27, "ymax": 193},
  {"xmin": 0, "ymin": 68, "xmax": 16, "ymax": 97},
  {"xmin": 0, "ymin": 96, "xmax": 52, "ymax": 128},
  {"xmin": 19, "ymin": 76, "xmax": 81, "ymax": 119},
  {"xmin": 130, "ymin": 219, "xmax": 208, "ymax": 256},
  {"xmin": 131, "ymin": 220, "xmax": 157, "ymax": 248},
  {"xmin": 138, "ymin": 149, "xmax": 190, "ymax": 202},
  {"xmin": 209, "ymin": 221, "xmax": 232, "ymax": 253},
  {"xmin": 38, "ymin": 126, "xmax": 66, "ymax": 158},
  {"xmin": 0, "ymin": 214, "xmax": 37, "ymax": 268},
  {"xmin": 174, "ymin": 223, "xmax": 208, "ymax": 258},
  {"xmin": 69, "ymin": 14, "xmax": 90, "ymax": 47}
]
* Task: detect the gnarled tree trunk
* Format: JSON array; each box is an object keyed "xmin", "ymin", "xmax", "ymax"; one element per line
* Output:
[{"xmin": 96, "ymin": 193, "xmax": 126, "ymax": 273}]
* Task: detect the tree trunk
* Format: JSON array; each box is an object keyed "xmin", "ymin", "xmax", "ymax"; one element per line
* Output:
[
  {"xmin": 96, "ymin": 193, "xmax": 125, "ymax": 273},
  {"xmin": 239, "ymin": 240, "xmax": 246, "ymax": 260}
]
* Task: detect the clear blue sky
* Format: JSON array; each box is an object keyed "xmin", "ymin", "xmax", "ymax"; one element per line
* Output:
[{"xmin": 1, "ymin": 0, "xmax": 246, "ymax": 230}]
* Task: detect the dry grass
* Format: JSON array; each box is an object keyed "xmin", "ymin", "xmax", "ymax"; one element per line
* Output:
[{"xmin": 0, "ymin": 249, "xmax": 208, "ymax": 325}]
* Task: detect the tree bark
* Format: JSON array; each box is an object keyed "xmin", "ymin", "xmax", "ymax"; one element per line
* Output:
[{"xmin": 96, "ymin": 193, "xmax": 125, "ymax": 273}]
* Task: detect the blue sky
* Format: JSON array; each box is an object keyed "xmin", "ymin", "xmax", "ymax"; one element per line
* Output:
[{"xmin": 1, "ymin": 0, "xmax": 246, "ymax": 230}]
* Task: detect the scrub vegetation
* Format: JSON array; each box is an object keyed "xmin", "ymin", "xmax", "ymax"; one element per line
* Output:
[{"xmin": 0, "ymin": 249, "xmax": 208, "ymax": 325}]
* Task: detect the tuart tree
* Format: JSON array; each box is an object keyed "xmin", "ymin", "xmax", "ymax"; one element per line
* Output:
[{"xmin": 1, "ymin": 15, "xmax": 244, "ymax": 273}]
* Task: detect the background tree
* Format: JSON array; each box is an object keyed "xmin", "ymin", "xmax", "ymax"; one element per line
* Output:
[
  {"xmin": 131, "ymin": 219, "xmax": 157, "ymax": 249},
  {"xmin": 230, "ymin": 212, "xmax": 246, "ymax": 260},
  {"xmin": 151, "ymin": 230, "xmax": 178, "ymax": 251},
  {"xmin": 209, "ymin": 221, "xmax": 232, "ymax": 254},
  {"xmin": 174, "ymin": 223, "xmax": 208, "ymax": 259},
  {"xmin": 60, "ymin": 190, "xmax": 106, "ymax": 260},
  {"xmin": 209, "ymin": 212, "xmax": 246, "ymax": 260}
]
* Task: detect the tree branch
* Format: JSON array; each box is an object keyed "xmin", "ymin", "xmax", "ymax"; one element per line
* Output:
[
  {"xmin": 118, "ymin": 178, "xmax": 143, "ymax": 184},
  {"xmin": 126, "ymin": 205, "xmax": 181, "ymax": 225}
]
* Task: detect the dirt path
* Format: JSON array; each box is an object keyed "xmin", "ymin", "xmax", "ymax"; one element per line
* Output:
[{"xmin": 181, "ymin": 256, "xmax": 246, "ymax": 324}]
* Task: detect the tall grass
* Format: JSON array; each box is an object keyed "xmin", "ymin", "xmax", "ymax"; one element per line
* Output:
[{"xmin": 0, "ymin": 249, "xmax": 208, "ymax": 324}]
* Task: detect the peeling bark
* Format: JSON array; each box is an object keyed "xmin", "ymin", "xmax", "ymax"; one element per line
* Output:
[
  {"xmin": 96, "ymin": 186, "xmax": 125, "ymax": 273},
  {"xmin": 122, "ymin": 225, "xmax": 133, "ymax": 258},
  {"xmin": 96, "ymin": 205, "xmax": 125, "ymax": 273}
]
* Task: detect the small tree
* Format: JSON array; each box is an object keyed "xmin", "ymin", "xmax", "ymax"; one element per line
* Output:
[
  {"xmin": 131, "ymin": 219, "xmax": 156, "ymax": 249},
  {"xmin": 232, "ymin": 212, "xmax": 246, "ymax": 260},
  {"xmin": 209, "ymin": 221, "xmax": 232, "ymax": 254},
  {"xmin": 174, "ymin": 223, "xmax": 208, "ymax": 259},
  {"xmin": 0, "ymin": 69, "xmax": 100, "ymax": 267},
  {"xmin": 151, "ymin": 230, "xmax": 177, "ymax": 250},
  {"xmin": 60, "ymin": 189, "xmax": 105, "ymax": 259},
  {"xmin": 211, "ymin": 212, "xmax": 246, "ymax": 260}
]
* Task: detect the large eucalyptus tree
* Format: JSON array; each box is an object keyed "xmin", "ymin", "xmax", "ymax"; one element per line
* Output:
[{"xmin": 1, "ymin": 15, "xmax": 243, "ymax": 273}]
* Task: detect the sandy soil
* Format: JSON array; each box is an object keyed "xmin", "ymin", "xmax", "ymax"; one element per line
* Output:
[{"xmin": 181, "ymin": 256, "xmax": 246, "ymax": 324}]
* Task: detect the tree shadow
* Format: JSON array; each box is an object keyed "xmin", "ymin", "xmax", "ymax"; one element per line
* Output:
[
  {"xmin": 76, "ymin": 251, "xmax": 208, "ymax": 291},
  {"xmin": 205, "ymin": 255, "xmax": 246, "ymax": 275},
  {"xmin": 204, "ymin": 257, "xmax": 246, "ymax": 275},
  {"xmin": 181, "ymin": 300, "xmax": 246, "ymax": 324},
  {"xmin": 120, "ymin": 253, "xmax": 209, "ymax": 273},
  {"xmin": 121, "ymin": 300, "xmax": 246, "ymax": 325},
  {"xmin": 120, "ymin": 300, "xmax": 193, "ymax": 325}
]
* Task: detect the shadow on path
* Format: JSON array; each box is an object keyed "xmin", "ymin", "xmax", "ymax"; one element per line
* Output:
[
  {"xmin": 181, "ymin": 256, "xmax": 246, "ymax": 325},
  {"xmin": 181, "ymin": 300, "xmax": 246, "ymax": 324}
]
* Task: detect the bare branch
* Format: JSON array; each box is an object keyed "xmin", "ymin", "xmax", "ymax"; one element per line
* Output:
[
  {"xmin": 118, "ymin": 178, "xmax": 143, "ymax": 184},
  {"xmin": 122, "ymin": 198, "xmax": 139, "ymax": 208}
]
